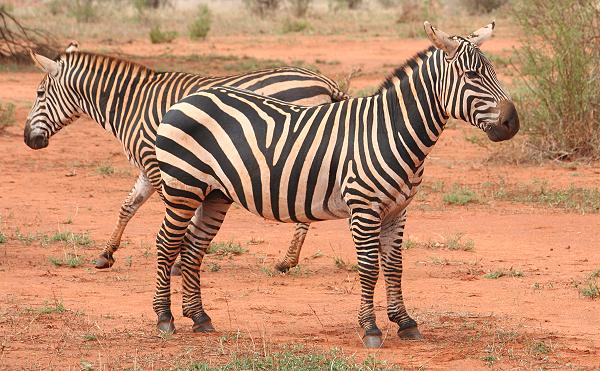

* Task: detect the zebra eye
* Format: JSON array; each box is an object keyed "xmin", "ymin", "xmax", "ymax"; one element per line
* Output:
[
  {"xmin": 36, "ymin": 90, "xmax": 44, "ymax": 98},
  {"xmin": 465, "ymin": 71, "xmax": 479, "ymax": 80}
]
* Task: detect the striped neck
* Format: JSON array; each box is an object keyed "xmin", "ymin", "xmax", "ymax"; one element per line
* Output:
[
  {"xmin": 377, "ymin": 48, "xmax": 448, "ymax": 168},
  {"xmin": 63, "ymin": 53, "xmax": 161, "ymax": 138}
]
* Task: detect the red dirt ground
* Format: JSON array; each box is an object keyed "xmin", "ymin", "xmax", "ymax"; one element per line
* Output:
[{"xmin": 1, "ymin": 36, "xmax": 599, "ymax": 369}]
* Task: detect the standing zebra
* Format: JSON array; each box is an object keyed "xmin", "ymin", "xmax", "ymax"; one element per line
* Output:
[
  {"xmin": 23, "ymin": 49, "xmax": 347, "ymax": 274},
  {"xmin": 153, "ymin": 21, "xmax": 519, "ymax": 347}
]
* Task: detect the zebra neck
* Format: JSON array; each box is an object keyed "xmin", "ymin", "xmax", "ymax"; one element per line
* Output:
[
  {"xmin": 382, "ymin": 53, "xmax": 448, "ymax": 170},
  {"xmin": 72, "ymin": 63, "xmax": 158, "ymax": 139}
]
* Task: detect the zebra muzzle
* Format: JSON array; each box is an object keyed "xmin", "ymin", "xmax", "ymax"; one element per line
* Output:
[
  {"xmin": 486, "ymin": 101, "xmax": 519, "ymax": 142},
  {"xmin": 24, "ymin": 124, "xmax": 49, "ymax": 150}
]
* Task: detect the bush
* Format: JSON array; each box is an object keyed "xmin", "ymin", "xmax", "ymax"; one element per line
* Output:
[
  {"xmin": 287, "ymin": 0, "xmax": 312, "ymax": 17},
  {"xmin": 244, "ymin": 0, "xmax": 281, "ymax": 17},
  {"xmin": 512, "ymin": 0, "xmax": 600, "ymax": 160},
  {"xmin": 0, "ymin": 101, "xmax": 15, "ymax": 133},
  {"xmin": 149, "ymin": 26, "xmax": 177, "ymax": 44},
  {"xmin": 188, "ymin": 4, "xmax": 211, "ymax": 40},
  {"xmin": 282, "ymin": 18, "xmax": 311, "ymax": 33},
  {"xmin": 461, "ymin": 0, "xmax": 508, "ymax": 14}
]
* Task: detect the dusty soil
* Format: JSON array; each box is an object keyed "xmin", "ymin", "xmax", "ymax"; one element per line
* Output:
[{"xmin": 1, "ymin": 36, "xmax": 599, "ymax": 370}]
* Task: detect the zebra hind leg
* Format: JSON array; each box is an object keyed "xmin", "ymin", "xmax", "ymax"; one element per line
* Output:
[
  {"xmin": 152, "ymin": 193, "xmax": 201, "ymax": 334},
  {"xmin": 274, "ymin": 222, "xmax": 309, "ymax": 273},
  {"xmin": 179, "ymin": 192, "xmax": 232, "ymax": 333},
  {"xmin": 380, "ymin": 211, "xmax": 422, "ymax": 340},
  {"xmin": 350, "ymin": 211, "xmax": 383, "ymax": 348},
  {"xmin": 96, "ymin": 172, "xmax": 154, "ymax": 269}
]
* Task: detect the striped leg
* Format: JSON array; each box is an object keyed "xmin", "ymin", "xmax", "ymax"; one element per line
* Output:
[
  {"xmin": 153, "ymin": 194, "xmax": 200, "ymax": 334},
  {"xmin": 274, "ymin": 222, "xmax": 310, "ymax": 273},
  {"xmin": 350, "ymin": 210, "xmax": 383, "ymax": 348},
  {"xmin": 96, "ymin": 172, "xmax": 154, "ymax": 269},
  {"xmin": 380, "ymin": 210, "xmax": 422, "ymax": 340},
  {"xmin": 180, "ymin": 192, "xmax": 232, "ymax": 333}
]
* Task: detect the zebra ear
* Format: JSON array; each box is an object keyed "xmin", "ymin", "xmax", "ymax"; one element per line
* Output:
[
  {"xmin": 29, "ymin": 51, "xmax": 60, "ymax": 77},
  {"xmin": 65, "ymin": 40, "xmax": 79, "ymax": 53},
  {"xmin": 423, "ymin": 21, "xmax": 459, "ymax": 58},
  {"xmin": 468, "ymin": 21, "xmax": 495, "ymax": 46}
]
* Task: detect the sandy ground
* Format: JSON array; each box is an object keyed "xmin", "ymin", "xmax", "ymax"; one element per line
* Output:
[{"xmin": 0, "ymin": 36, "xmax": 599, "ymax": 370}]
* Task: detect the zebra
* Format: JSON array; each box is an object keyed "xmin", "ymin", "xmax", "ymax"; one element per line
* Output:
[
  {"xmin": 23, "ymin": 48, "xmax": 348, "ymax": 275},
  {"xmin": 152, "ymin": 21, "xmax": 519, "ymax": 347}
]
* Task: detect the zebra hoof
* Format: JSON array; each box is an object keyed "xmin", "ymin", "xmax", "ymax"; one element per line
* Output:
[
  {"xmin": 192, "ymin": 313, "xmax": 215, "ymax": 333},
  {"xmin": 94, "ymin": 253, "xmax": 114, "ymax": 269},
  {"xmin": 157, "ymin": 316, "xmax": 176, "ymax": 335},
  {"xmin": 397, "ymin": 325, "xmax": 423, "ymax": 340},
  {"xmin": 362, "ymin": 335, "xmax": 383, "ymax": 348},
  {"xmin": 170, "ymin": 261, "xmax": 182, "ymax": 276},
  {"xmin": 274, "ymin": 261, "xmax": 292, "ymax": 273}
]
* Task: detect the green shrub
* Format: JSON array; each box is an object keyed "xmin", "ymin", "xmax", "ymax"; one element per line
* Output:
[
  {"xmin": 244, "ymin": 0, "xmax": 281, "ymax": 17},
  {"xmin": 188, "ymin": 4, "xmax": 211, "ymax": 40},
  {"xmin": 288, "ymin": 0, "xmax": 312, "ymax": 17},
  {"xmin": 0, "ymin": 101, "xmax": 15, "ymax": 133},
  {"xmin": 443, "ymin": 185, "xmax": 478, "ymax": 205},
  {"xmin": 149, "ymin": 26, "xmax": 177, "ymax": 44},
  {"xmin": 282, "ymin": 18, "xmax": 311, "ymax": 33},
  {"xmin": 376, "ymin": 0, "xmax": 400, "ymax": 7},
  {"xmin": 511, "ymin": 0, "xmax": 600, "ymax": 160}
]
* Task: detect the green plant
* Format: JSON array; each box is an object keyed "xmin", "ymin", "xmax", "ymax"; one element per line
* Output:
[
  {"xmin": 206, "ymin": 262, "xmax": 221, "ymax": 272},
  {"xmin": 443, "ymin": 185, "xmax": 478, "ymax": 205},
  {"xmin": 530, "ymin": 340, "xmax": 551, "ymax": 356},
  {"xmin": 45, "ymin": 231, "xmax": 94, "ymax": 247},
  {"xmin": 511, "ymin": 0, "xmax": 600, "ymax": 160},
  {"xmin": 96, "ymin": 164, "xmax": 115, "ymax": 176},
  {"xmin": 0, "ymin": 231, "xmax": 6, "ymax": 244},
  {"xmin": 579, "ymin": 277, "xmax": 599, "ymax": 299},
  {"xmin": 445, "ymin": 234, "xmax": 475, "ymax": 251},
  {"xmin": 333, "ymin": 256, "xmax": 358, "ymax": 271},
  {"xmin": 149, "ymin": 26, "xmax": 177, "ymax": 44},
  {"xmin": 49, "ymin": 253, "xmax": 85, "ymax": 268},
  {"xmin": 282, "ymin": 18, "xmax": 311, "ymax": 33},
  {"xmin": 0, "ymin": 101, "xmax": 15, "ymax": 132},
  {"xmin": 189, "ymin": 4, "xmax": 211, "ymax": 40},
  {"xmin": 484, "ymin": 267, "xmax": 523, "ymax": 279},
  {"xmin": 208, "ymin": 241, "xmax": 247, "ymax": 256},
  {"xmin": 82, "ymin": 333, "xmax": 97, "ymax": 341},
  {"xmin": 186, "ymin": 345, "xmax": 391, "ymax": 370},
  {"xmin": 37, "ymin": 299, "xmax": 66, "ymax": 314}
]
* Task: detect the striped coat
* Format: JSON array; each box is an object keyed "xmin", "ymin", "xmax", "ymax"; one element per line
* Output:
[{"xmin": 152, "ymin": 22, "xmax": 519, "ymax": 346}]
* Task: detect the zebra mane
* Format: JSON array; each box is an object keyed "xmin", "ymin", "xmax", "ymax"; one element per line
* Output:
[
  {"xmin": 59, "ymin": 51, "xmax": 156, "ymax": 74},
  {"xmin": 375, "ymin": 46, "xmax": 437, "ymax": 95}
]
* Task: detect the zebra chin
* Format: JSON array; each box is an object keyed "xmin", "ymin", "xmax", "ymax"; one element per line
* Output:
[{"xmin": 485, "ymin": 101, "xmax": 520, "ymax": 142}]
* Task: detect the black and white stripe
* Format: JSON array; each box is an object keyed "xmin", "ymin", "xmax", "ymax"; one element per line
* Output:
[
  {"xmin": 23, "ymin": 50, "xmax": 347, "ymax": 273},
  {"xmin": 152, "ymin": 22, "xmax": 519, "ymax": 346}
]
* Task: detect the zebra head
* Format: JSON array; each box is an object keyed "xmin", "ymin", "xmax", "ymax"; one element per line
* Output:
[
  {"xmin": 24, "ymin": 51, "xmax": 83, "ymax": 149},
  {"xmin": 424, "ymin": 21, "xmax": 519, "ymax": 142}
]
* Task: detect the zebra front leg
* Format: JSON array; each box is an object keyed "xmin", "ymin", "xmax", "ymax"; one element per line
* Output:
[
  {"xmin": 350, "ymin": 210, "xmax": 383, "ymax": 348},
  {"xmin": 380, "ymin": 210, "xmax": 422, "ymax": 340},
  {"xmin": 180, "ymin": 192, "xmax": 232, "ymax": 333},
  {"xmin": 274, "ymin": 222, "xmax": 309, "ymax": 273},
  {"xmin": 153, "ymin": 202, "xmax": 199, "ymax": 334},
  {"xmin": 95, "ymin": 172, "xmax": 154, "ymax": 269}
]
